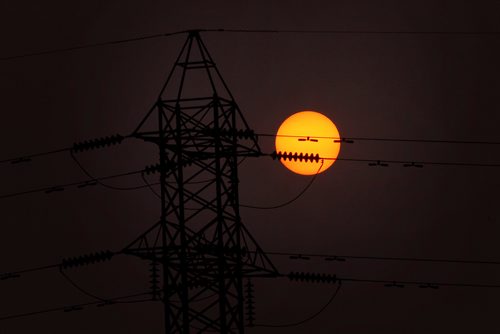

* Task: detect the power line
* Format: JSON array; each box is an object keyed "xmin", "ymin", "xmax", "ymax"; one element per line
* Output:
[
  {"xmin": 0, "ymin": 263, "xmax": 59, "ymax": 280},
  {"xmin": 5, "ymin": 258, "xmax": 500, "ymax": 323},
  {"xmin": 1, "ymin": 30, "xmax": 187, "ymax": 61},
  {"xmin": 209, "ymin": 28, "xmax": 500, "ymax": 36},
  {"xmin": 1, "ymin": 251, "xmax": 118, "ymax": 282},
  {"xmin": 1, "ymin": 134, "xmax": 127, "ymax": 166},
  {"xmin": 339, "ymin": 277, "xmax": 500, "ymax": 289},
  {"xmin": 0, "ymin": 147, "xmax": 71, "ymax": 165},
  {"xmin": 268, "ymin": 152, "xmax": 500, "ymax": 168},
  {"xmin": 257, "ymin": 133, "xmax": 500, "ymax": 146},
  {"xmin": 6, "ymin": 249, "xmax": 500, "ymax": 286},
  {"xmin": 286, "ymin": 271, "xmax": 500, "ymax": 289},
  {"xmin": 337, "ymin": 157, "xmax": 500, "ymax": 168},
  {"xmin": 3, "ymin": 28, "xmax": 500, "ymax": 61},
  {"xmin": 0, "ymin": 167, "xmax": 149, "ymax": 200},
  {"xmin": 266, "ymin": 250, "xmax": 500, "ymax": 266},
  {"xmin": 2, "ymin": 152, "xmax": 500, "ymax": 201},
  {"xmin": 2, "ymin": 132, "xmax": 500, "ymax": 168},
  {"xmin": 252, "ymin": 270, "xmax": 500, "ymax": 329},
  {"xmin": 242, "ymin": 150, "xmax": 500, "ymax": 209},
  {"xmin": 0, "ymin": 291, "xmax": 152, "ymax": 321},
  {"xmin": 7, "ymin": 26, "xmax": 500, "ymax": 333}
]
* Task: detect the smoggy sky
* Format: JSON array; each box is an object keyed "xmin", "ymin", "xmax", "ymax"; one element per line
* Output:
[{"xmin": 1, "ymin": 1, "xmax": 500, "ymax": 333}]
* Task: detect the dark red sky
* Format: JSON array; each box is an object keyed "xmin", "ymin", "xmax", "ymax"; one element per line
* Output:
[{"xmin": 1, "ymin": 1, "xmax": 500, "ymax": 333}]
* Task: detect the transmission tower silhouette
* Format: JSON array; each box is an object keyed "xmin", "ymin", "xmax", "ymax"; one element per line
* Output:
[{"xmin": 121, "ymin": 30, "xmax": 278, "ymax": 333}]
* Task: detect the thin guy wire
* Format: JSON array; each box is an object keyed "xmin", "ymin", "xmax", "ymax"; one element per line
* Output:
[
  {"xmin": 3, "ymin": 28, "xmax": 500, "ymax": 60},
  {"xmin": 254, "ymin": 282, "xmax": 342, "ymax": 328}
]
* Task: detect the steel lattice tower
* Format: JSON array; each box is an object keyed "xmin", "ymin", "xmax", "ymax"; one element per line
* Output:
[{"xmin": 123, "ymin": 31, "xmax": 278, "ymax": 333}]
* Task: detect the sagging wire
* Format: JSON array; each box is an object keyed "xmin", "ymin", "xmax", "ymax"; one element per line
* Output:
[
  {"xmin": 253, "ymin": 281, "xmax": 342, "ymax": 328},
  {"xmin": 59, "ymin": 267, "xmax": 110, "ymax": 303},
  {"xmin": 70, "ymin": 151, "xmax": 148, "ymax": 191},
  {"xmin": 241, "ymin": 159, "xmax": 324, "ymax": 209}
]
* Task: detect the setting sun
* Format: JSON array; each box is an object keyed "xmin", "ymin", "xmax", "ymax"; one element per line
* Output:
[{"xmin": 275, "ymin": 111, "xmax": 341, "ymax": 175}]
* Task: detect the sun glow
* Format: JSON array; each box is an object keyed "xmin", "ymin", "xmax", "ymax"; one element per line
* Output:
[{"xmin": 275, "ymin": 111, "xmax": 341, "ymax": 175}]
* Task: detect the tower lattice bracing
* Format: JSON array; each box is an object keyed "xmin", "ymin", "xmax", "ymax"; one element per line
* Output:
[{"xmin": 123, "ymin": 31, "xmax": 277, "ymax": 333}]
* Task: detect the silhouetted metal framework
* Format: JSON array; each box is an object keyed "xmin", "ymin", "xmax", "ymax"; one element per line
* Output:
[{"xmin": 122, "ymin": 31, "xmax": 278, "ymax": 333}]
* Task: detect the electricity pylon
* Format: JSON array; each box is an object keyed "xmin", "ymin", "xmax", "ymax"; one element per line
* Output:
[{"xmin": 122, "ymin": 30, "xmax": 278, "ymax": 333}]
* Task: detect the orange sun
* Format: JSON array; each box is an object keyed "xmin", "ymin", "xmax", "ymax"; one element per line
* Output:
[{"xmin": 275, "ymin": 111, "xmax": 341, "ymax": 175}]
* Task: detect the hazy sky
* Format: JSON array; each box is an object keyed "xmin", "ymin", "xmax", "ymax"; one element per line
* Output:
[{"xmin": 1, "ymin": 1, "xmax": 500, "ymax": 333}]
